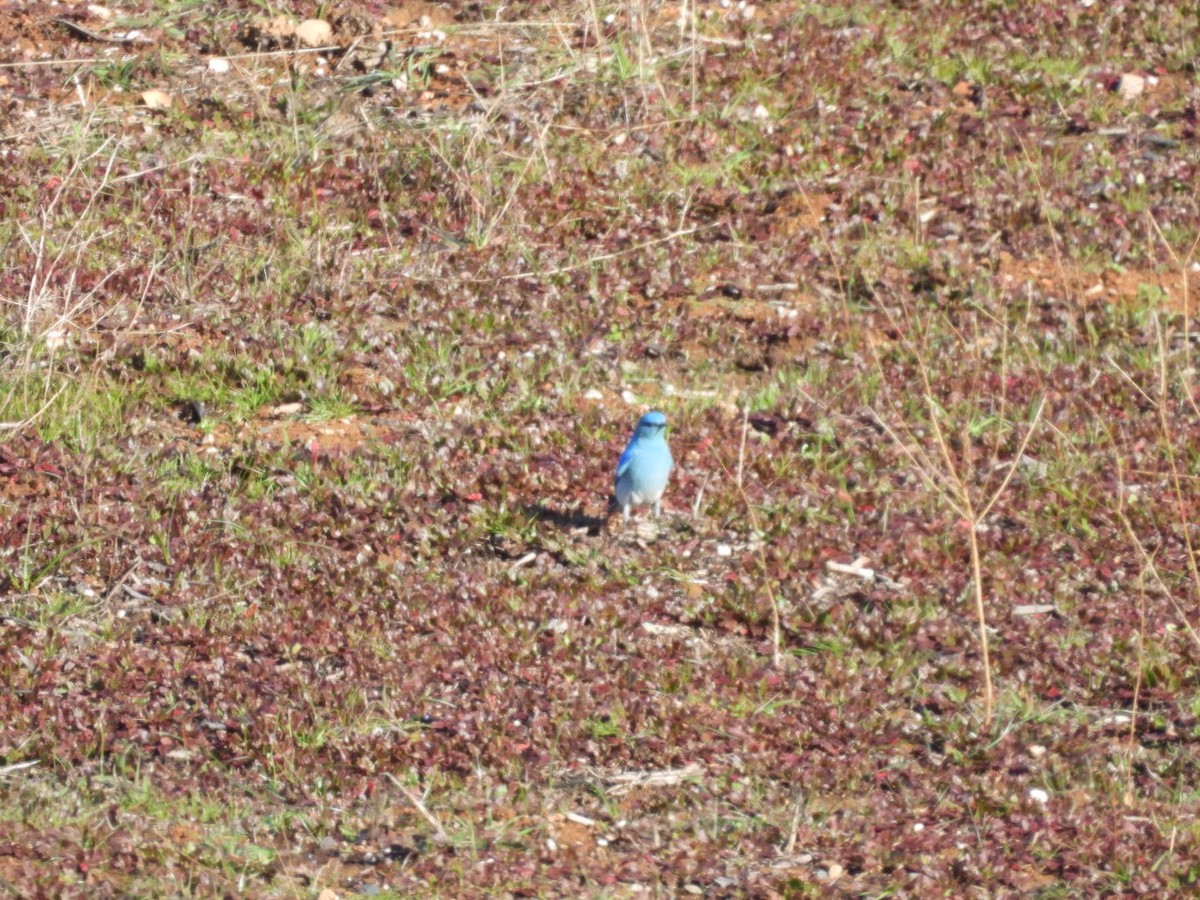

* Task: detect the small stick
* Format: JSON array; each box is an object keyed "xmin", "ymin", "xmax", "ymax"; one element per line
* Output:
[
  {"xmin": 384, "ymin": 773, "xmax": 448, "ymax": 841},
  {"xmin": 736, "ymin": 405, "xmax": 749, "ymax": 491}
]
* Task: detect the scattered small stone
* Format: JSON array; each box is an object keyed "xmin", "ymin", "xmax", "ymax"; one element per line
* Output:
[
  {"xmin": 716, "ymin": 544, "xmax": 732, "ymax": 557},
  {"xmin": 141, "ymin": 89, "xmax": 173, "ymax": 110},
  {"xmin": 1028, "ymin": 788, "xmax": 1050, "ymax": 804},
  {"xmin": 295, "ymin": 18, "xmax": 333, "ymax": 47},
  {"xmin": 207, "ymin": 57, "xmax": 230, "ymax": 74},
  {"xmin": 1116, "ymin": 72, "xmax": 1145, "ymax": 101}
]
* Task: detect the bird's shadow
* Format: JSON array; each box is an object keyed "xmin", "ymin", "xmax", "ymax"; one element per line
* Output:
[{"xmin": 522, "ymin": 503, "xmax": 608, "ymax": 535}]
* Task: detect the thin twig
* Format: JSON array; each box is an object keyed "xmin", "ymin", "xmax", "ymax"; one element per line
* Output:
[
  {"xmin": 736, "ymin": 405, "xmax": 749, "ymax": 491},
  {"xmin": 784, "ymin": 789, "xmax": 807, "ymax": 854},
  {"xmin": 709, "ymin": 410, "xmax": 782, "ymax": 666},
  {"xmin": 0, "ymin": 381, "xmax": 69, "ymax": 431},
  {"xmin": 0, "ymin": 760, "xmax": 39, "ymax": 777},
  {"xmin": 976, "ymin": 395, "xmax": 1045, "ymax": 522},
  {"xmin": 1145, "ymin": 210, "xmax": 1200, "ymax": 419},
  {"xmin": 384, "ymin": 773, "xmax": 449, "ymax": 840}
]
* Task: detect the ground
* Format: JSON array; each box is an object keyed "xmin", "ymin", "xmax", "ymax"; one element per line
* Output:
[{"xmin": 1, "ymin": 0, "xmax": 1199, "ymax": 896}]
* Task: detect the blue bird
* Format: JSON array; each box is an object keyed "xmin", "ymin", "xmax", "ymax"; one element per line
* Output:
[{"xmin": 614, "ymin": 411, "xmax": 673, "ymax": 522}]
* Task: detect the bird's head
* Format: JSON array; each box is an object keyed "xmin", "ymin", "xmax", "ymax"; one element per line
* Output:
[{"xmin": 636, "ymin": 410, "xmax": 668, "ymax": 438}]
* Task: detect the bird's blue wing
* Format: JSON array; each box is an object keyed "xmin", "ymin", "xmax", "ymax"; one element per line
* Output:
[{"xmin": 615, "ymin": 440, "xmax": 636, "ymax": 481}]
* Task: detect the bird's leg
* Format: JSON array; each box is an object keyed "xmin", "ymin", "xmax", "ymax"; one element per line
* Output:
[{"xmin": 652, "ymin": 499, "xmax": 661, "ymax": 518}]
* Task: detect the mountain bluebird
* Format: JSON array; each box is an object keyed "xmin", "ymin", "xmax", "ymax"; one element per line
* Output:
[{"xmin": 614, "ymin": 411, "xmax": 673, "ymax": 522}]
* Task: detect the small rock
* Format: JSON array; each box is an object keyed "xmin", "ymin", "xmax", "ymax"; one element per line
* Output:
[
  {"xmin": 141, "ymin": 89, "xmax": 172, "ymax": 110},
  {"xmin": 1117, "ymin": 72, "xmax": 1145, "ymax": 101},
  {"xmin": 207, "ymin": 57, "xmax": 231, "ymax": 74},
  {"xmin": 1012, "ymin": 604, "xmax": 1056, "ymax": 616},
  {"xmin": 295, "ymin": 18, "xmax": 333, "ymax": 47}
]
